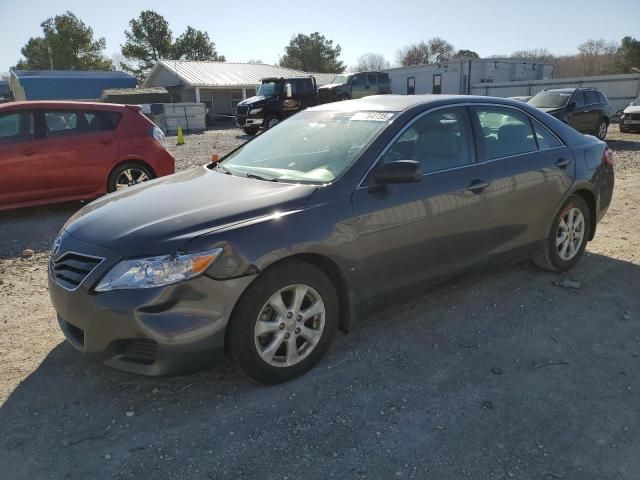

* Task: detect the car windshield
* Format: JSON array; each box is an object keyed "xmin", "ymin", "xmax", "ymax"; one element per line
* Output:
[
  {"xmin": 221, "ymin": 110, "xmax": 395, "ymax": 183},
  {"xmin": 528, "ymin": 92, "xmax": 572, "ymax": 109},
  {"xmin": 332, "ymin": 75, "xmax": 349, "ymax": 85},
  {"xmin": 632, "ymin": 97, "xmax": 640, "ymax": 107},
  {"xmin": 257, "ymin": 81, "xmax": 279, "ymax": 98}
]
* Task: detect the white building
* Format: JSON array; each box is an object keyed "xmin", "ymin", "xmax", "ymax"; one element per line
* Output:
[
  {"xmin": 384, "ymin": 59, "xmax": 554, "ymax": 96},
  {"xmin": 144, "ymin": 60, "xmax": 336, "ymax": 118}
]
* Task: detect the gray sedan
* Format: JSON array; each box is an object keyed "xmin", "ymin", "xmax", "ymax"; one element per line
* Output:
[{"xmin": 49, "ymin": 95, "xmax": 614, "ymax": 384}]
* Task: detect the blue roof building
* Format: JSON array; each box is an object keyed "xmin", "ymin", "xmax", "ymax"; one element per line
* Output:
[{"xmin": 8, "ymin": 70, "xmax": 137, "ymax": 101}]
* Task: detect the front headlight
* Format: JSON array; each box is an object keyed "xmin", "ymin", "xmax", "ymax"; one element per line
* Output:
[
  {"xmin": 95, "ymin": 248, "xmax": 222, "ymax": 292},
  {"xmin": 249, "ymin": 108, "xmax": 263, "ymax": 114}
]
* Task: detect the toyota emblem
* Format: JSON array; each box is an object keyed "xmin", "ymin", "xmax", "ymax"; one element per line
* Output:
[{"xmin": 52, "ymin": 235, "xmax": 63, "ymax": 257}]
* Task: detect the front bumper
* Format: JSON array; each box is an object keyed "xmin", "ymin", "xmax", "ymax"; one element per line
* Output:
[
  {"xmin": 48, "ymin": 232, "xmax": 256, "ymax": 375},
  {"xmin": 620, "ymin": 118, "xmax": 640, "ymax": 130},
  {"xmin": 236, "ymin": 116, "xmax": 263, "ymax": 128}
]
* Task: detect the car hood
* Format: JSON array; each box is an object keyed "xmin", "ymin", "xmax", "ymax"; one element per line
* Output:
[
  {"xmin": 624, "ymin": 105, "xmax": 640, "ymax": 114},
  {"xmin": 237, "ymin": 95, "xmax": 272, "ymax": 107},
  {"xmin": 537, "ymin": 107, "xmax": 563, "ymax": 114},
  {"xmin": 318, "ymin": 83, "xmax": 342, "ymax": 91},
  {"xmin": 64, "ymin": 167, "xmax": 317, "ymax": 257}
]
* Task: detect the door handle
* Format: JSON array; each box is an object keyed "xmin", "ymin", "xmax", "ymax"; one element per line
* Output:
[
  {"xmin": 556, "ymin": 157, "xmax": 571, "ymax": 168},
  {"xmin": 23, "ymin": 149, "xmax": 36, "ymax": 156},
  {"xmin": 465, "ymin": 179, "xmax": 489, "ymax": 193}
]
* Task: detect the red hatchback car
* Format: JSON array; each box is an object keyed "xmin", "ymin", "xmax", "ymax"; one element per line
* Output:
[{"xmin": 0, "ymin": 101, "xmax": 175, "ymax": 211}]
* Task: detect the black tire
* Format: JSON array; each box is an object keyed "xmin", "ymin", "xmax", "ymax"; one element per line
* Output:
[
  {"xmin": 619, "ymin": 125, "xmax": 630, "ymax": 134},
  {"xmin": 339, "ymin": 94, "xmax": 350, "ymax": 101},
  {"xmin": 227, "ymin": 260, "xmax": 339, "ymax": 384},
  {"xmin": 263, "ymin": 115, "xmax": 280, "ymax": 131},
  {"xmin": 243, "ymin": 127, "xmax": 259, "ymax": 136},
  {"xmin": 107, "ymin": 162, "xmax": 154, "ymax": 193},
  {"xmin": 533, "ymin": 195, "xmax": 591, "ymax": 272},
  {"xmin": 595, "ymin": 119, "xmax": 608, "ymax": 140}
]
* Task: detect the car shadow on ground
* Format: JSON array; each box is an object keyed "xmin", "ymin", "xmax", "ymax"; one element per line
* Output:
[
  {"xmin": 0, "ymin": 201, "xmax": 82, "ymax": 258},
  {"xmin": 606, "ymin": 137, "xmax": 640, "ymax": 151},
  {"xmin": 1, "ymin": 252, "xmax": 639, "ymax": 479}
]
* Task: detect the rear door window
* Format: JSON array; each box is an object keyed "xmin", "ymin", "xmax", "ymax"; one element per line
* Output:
[
  {"xmin": 572, "ymin": 92, "xmax": 585, "ymax": 108},
  {"xmin": 378, "ymin": 73, "xmax": 390, "ymax": 84},
  {"xmin": 0, "ymin": 111, "xmax": 34, "ymax": 144},
  {"xmin": 584, "ymin": 91, "xmax": 599, "ymax": 105},
  {"xmin": 473, "ymin": 107, "xmax": 537, "ymax": 160},
  {"xmin": 532, "ymin": 119, "xmax": 562, "ymax": 150},
  {"xmin": 44, "ymin": 111, "xmax": 80, "ymax": 137},
  {"xmin": 367, "ymin": 74, "xmax": 377, "ymax": 84}
]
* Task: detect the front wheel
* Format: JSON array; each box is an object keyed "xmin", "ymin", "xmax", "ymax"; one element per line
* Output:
[
  {"xmin": 107, "ymin": 163, "xmax": 154, "ymax": 193},
  {"xmin": 533, "ymin": 195, "xmax": 591, "ymax": 272},
  {"xmin": 243, "ymin": 126, "xmax": 259, "ymax": 136},
  {"xmin": 227, "ymin": 261, "xmax": 339, "ymax": 384},
  {"xmin": 595, "ymin": 120, "xmax": 608, "ymax": 140},
  {"xmin": 263, "ymin": 115, "xmax": 280, "ymax": 130}
]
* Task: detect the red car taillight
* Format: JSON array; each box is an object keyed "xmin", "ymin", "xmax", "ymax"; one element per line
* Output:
[{"xmin": 603, "ymin": 147, "xmax": 614, "ymax": 166}]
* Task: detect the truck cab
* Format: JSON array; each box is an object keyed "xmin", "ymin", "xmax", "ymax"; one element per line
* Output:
[
  {"xmin": 318, "ymin": 71, "xmax": 391, "ymax": 103},
  {"xmin": 235, "ymin": 76, "xmax": 318, "ymax": 135}
]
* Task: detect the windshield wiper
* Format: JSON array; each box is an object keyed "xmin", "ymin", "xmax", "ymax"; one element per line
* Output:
[
  {"xmin": 246, "ymin": 172, "xmax": 279, "ymax": 182},
  {"xmin": 213, "ymin": 163, "xmax": 233, "ymax": 175}
]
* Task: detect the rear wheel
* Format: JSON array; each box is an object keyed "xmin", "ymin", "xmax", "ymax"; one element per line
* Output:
[
  {"xmin": 107, "ymin": 163, "xmax": 154, "ymax": 193},
  {"xmin": 595, "ymin": 120, "xmax": 608, "ymax": 140},
  {"xmin": 533, "ymin": 195, "xmax": 591, "ymax": 272},
  {"xmin": 228, "ymin": 261, "xmax": 338, "ymax": 384}
]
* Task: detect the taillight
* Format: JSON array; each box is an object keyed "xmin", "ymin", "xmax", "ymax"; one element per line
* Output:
[
  {"xmin": 603, "ymin": 147, "xmax": 614, "ymax": 166},
  {"xmin": 149, "ymin": 126, "xmax": 167, "ymax": 149}
]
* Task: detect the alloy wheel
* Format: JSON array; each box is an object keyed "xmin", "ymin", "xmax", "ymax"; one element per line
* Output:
[
  {"xmin": 556, "ymin": 207, "xmax": 586, "ymax": 261},
  {"xmin": 115, "ymin": 168, "xmax": 150, "ymax": 190},
  {"xmin": 268, "ymin": 118, "xmax": 279, "ymax": 129},
  {"xmin": 598, "ymin": 121, "xmax": 608, "ymax": 139},
  {"xmin": 254, "ymin": 284, "xmax": 326, "ymax": 367}
]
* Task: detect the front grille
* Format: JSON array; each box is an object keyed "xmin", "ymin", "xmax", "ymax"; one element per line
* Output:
[
  {"xmin": 119, "ymin": 339, "xmax": 158, "ymax": 365},
  {"xmin": 236, "ymin": 105, "xmax": 249, "ymax": 116},
  {"xmin": 630, "ymin": 113, "xmax": 640, "ymax": 121},
  {"xmin": 51, "ymin": 252, "xmax": 104, "ymax": 290}
]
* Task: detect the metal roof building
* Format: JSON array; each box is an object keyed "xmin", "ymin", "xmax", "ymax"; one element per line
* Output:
[
  {"xmin": 143, "ymin": 60, "xmax": 337, "ymax": 117},
  {"xmin": 8, "ymin": 70, "xmax": 137, "ymax": 101}
]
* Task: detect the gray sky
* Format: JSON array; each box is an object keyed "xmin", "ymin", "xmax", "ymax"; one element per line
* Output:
[{"xmin": 1, "ymin": 0, "xmax": 638, "ymax": 73}]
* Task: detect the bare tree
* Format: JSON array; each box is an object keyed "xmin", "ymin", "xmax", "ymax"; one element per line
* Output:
[
  {"xmin": 428, "ymin": 37, "xmax": 455, "ymax": 63},
  {"xmin": 397, "ymin": 37, "xmax": 455, "ymax": 66},
  {"xmin": 247, "ymin": 58, "xmax": 263, "ymax": 64},
  {"xmin": 353, "ymin": 52, "xmax": 390, "ymax": 71},
  {"xmin": 577, "ymin": 38, "xmax": 618, "ymax": 75},
  {"xmin": 510, "ymin": 48, "xmax": 555, "ymax": 63}
]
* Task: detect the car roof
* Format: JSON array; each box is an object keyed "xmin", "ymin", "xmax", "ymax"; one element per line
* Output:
[
  {"xmin": 308, "ymin": 94, "xmax": 532, "ymax": 113},
  {"xmin": 542, "ymin": 87, "xmax": 600, "ymax": 94},
  {"xmin": 0, "ymin": 101, "xmax": 130, "ymax": 112}
]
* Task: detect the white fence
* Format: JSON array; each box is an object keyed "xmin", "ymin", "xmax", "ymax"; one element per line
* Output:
[
  {"xmin": 471, "ymin": 73, "xmax": 640, "ymax": 118},
  {"xmin": 141, "ymin": 102, "xmax": 207, "ymax": 134}
]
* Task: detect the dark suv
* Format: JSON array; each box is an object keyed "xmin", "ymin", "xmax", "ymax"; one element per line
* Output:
[
  {"xmin": 318, "ymin": 71, "xmax": 391, "ymax": 103},
  {"xmin": 528, "ymin": 87, "xmax": 610, "ymax": 140}
]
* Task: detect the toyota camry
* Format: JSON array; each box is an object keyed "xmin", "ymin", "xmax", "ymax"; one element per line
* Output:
[{"xmin": 49, "ymin": 95, "xmax": 614, "ymax": 384}]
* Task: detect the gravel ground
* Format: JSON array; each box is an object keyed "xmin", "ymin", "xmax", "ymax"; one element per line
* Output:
[{"xmin": 0, "ymin": 126, "xmax": 639, "ymax": 479}]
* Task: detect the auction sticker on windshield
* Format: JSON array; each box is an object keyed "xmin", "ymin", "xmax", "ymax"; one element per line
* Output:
[{"xmin": 350, "ymin": 112, "xmax": 395, "ymax": 122}]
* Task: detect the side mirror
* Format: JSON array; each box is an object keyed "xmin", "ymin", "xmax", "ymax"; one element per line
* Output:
[
  {"xmin": 567, "ymin": 101, "xmax": 576, "ymax": 111},
  {"xmin": 373, "ymin": 160, "xmax": 422, "ymax": 184}
]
